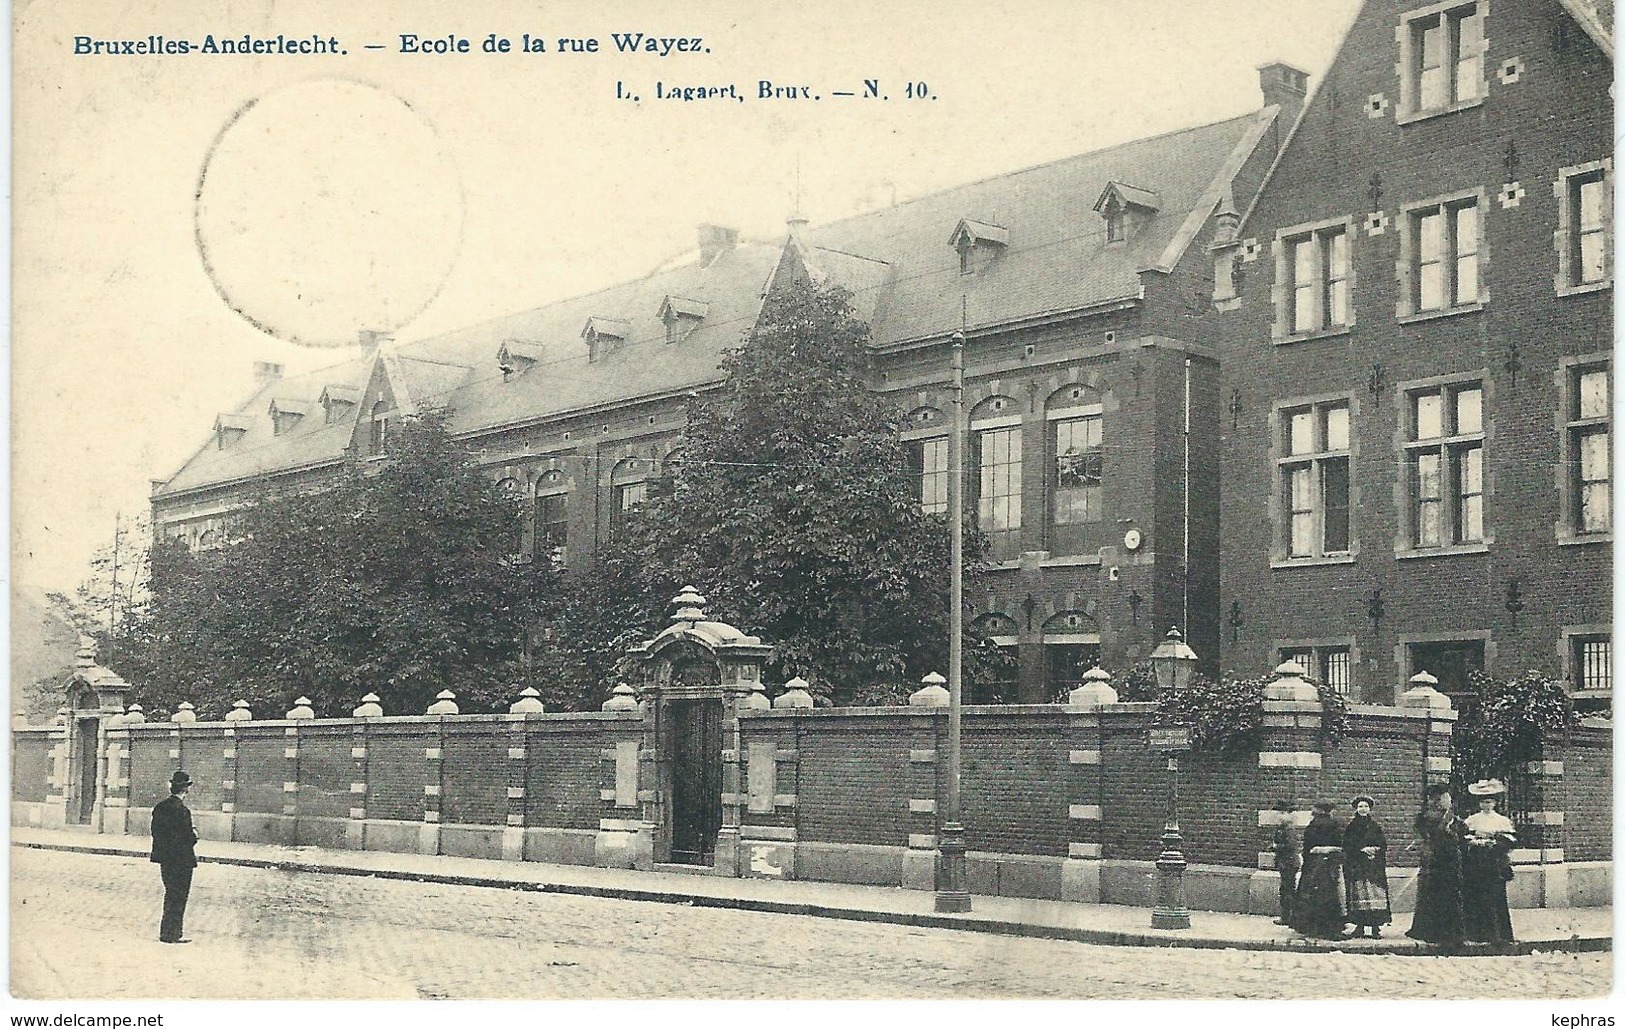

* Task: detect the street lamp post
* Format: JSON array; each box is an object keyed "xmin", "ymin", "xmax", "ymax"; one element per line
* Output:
[
  {"xmin": 934, "ymin": 330, "xmax": 971, "ymax": 914},
  {"xmin": 1149, "ymin": 626, "xmax": 1198, "ymax": 930}
]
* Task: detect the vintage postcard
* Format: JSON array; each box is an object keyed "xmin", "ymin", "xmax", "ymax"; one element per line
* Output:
[{"xmin": 10, "ymin": 0, "xmax": 1615, "ymax": 1020}]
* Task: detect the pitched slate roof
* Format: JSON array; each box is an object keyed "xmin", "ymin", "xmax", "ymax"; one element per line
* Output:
[
  {"xmin": 800, "ymin": 109, "xmax": 1279, "ymax": 347},
  {"xmin": 158, "ymin": 356, "xmax": 372, "ymax": 496},
  {"xmin": 156, "ymin": 107, "xmax": 1278, "ymax": 498}
]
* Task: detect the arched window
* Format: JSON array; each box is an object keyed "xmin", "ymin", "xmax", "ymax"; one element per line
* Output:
[
  {"xmin": 969, "ymin": 612, "xmax": 1020, "ymax": 703},
  {"xmin": 534, "ymin": 469, "xmax": 570, "ymax": 564},
  {"xmin": 902, "ymin": 407, "xmax": 948, "ymax": 515},
  {"xmin": 368, "ymin": 400, "xmax": 391, "ymax": 456},
  {"xmin": 497, "ymin": 477, "xmax": 531, "ymax": 558},
  {"xmin": 610, "ymin": 458, "xmax": 649, "ymax": 536},
  {"xmin": 969, "ymin": 396, "xmax": 1022, "ymax": 557},
  {"xmin": 1047, "ymin": 383, "xmax": 1106, "ymax": 556},
  {"xmin": 1042, "ymin": 610, "xmax": 1100, "ymax": 699}
]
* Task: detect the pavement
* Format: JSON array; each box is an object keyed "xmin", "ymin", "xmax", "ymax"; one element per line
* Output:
[{"xmin": 11, "ymin": 825, "xmax": 1611, "ymax": 957}]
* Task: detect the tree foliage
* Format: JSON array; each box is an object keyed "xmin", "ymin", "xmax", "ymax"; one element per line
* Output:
[
  {"xmin": 126, "ymin": 409, "xmax": 555, "ymax": 718},
  {"xmin": 540, "ymin": 279, "xmax": 993, "ymax": 706},
  {"xmin": 1451, "ymin": 669, "xmax": 1581, "ymax": 784}
]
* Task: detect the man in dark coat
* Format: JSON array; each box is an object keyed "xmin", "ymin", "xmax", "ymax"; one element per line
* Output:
[{"xmin": 150, "ymin": 770, "xmax": 199, "ymax": 943}]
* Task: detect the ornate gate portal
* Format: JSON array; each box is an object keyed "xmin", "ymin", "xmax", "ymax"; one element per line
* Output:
[{"xmin": 626, "ymin": 586, "xmax": 772, "ymax": 872}]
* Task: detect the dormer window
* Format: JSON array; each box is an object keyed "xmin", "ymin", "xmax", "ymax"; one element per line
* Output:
[
  {"xmin": 582, "ymin": 317, "xmax": 630, "ymax": 362},
  {"xmin": 1093, "ymin": 182, "xmax": 1160, "ymax": 245},
  {"xmin": 268, "ymin": 398, "xmax": 310, "ymax": 436},
  {"xmin": 497, "ymin": 340, "xmax": 542, "ymax": 381},
  {"xmin": 948, "ymin": 219, "xmax": 1009, "ymax": 275},
  {"xmin": 368, "ymin": 399, "xmax": 392, "ymax": 456},
  {"xmin": 214, "ymin": 414, "xmax": 250, "ymax": 450},
  {"xmin": 658, "ymin": 296, "xmax": 709, "ymax": 345},
  {"xmin": 318, "ymin": 385, "xmax": 360, "ymax": 425}
]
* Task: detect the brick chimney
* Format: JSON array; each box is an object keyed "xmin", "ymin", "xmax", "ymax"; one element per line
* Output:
[
  {"xmin": 1258, "ymin": 62, "xmax": 1309, "ymax": 124},
  {"xmin": 357, "ymin": 329, "xmax": 394, "ymax": 349},
  {"xmin": 252, "ymin": 361, "xmax": 284, "ymax": 388},
  {"xmin": 697, "ymin": 224, "xmax": 739, "ymax": 266}
]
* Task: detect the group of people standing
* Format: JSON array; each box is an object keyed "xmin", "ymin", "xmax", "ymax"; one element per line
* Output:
[{"xmin": 1271, "ymin": 779, "xmax": 1518, "ymax": 948}]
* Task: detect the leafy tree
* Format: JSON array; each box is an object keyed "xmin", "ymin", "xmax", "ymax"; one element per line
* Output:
[
  {"xmin": 49, "ymin": 514, "xmax": 155, "ymax": 672},
  {"xmin": 544, "ymin": 279, "xmax": 993, "ymax": 706},
  {"xmin": 1451, "ymin": 669, "xmax": 1581, "ymax": 785},
  {"xmin": 130, "ymin": 409, "xmax": 555, "ymax": 718}
]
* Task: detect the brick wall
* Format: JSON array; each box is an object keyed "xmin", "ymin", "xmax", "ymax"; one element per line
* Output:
[
  {"xmin": 442, "ymin": 720, "xmax": 508, "ymax": 825},
  {"xmin": 233, "ymin": 728, "xmax": 287, "ymax": 815},
  {"xmin": 794, "ymin": 712, "xmax": 913, "ymax": 846},
  {"xmin": 366, "ymin": 724, "xmax": 436, "ymax": 821},
  {"xmin": 178, "ymin": 728, "xmax": 226, "ymax": 813},
  {"xmin": 127, "ymin": 731, "xmax": 173, "ymax": 809},
  {"xmin": 1205, "ymin": 0, "xmax": 1613, "ymax": 701},
  {"xmin": 1560, "ymin": 725, "xmax": 1612, "ymax": 862},
  {"xmin": 297, "ymin": 725, "xmax": 354, "ymax": 819},
  {"xmin": 12, "ymin": 731, "xmax": 52, "ymax": 803},
  {"xmin": 525, "ymin": 721, "xmax": 611, "ymax": 830},
  {"xmin": 962, "ymin": 710, "xmax": 1068, "ymax": 857}
]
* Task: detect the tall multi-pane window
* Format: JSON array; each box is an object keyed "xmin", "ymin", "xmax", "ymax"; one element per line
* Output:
[
  {"xmin": 1569, "ymin": 366, "xmax": 1611, "ymax": 535},
  {"xmin": 974, "ymin": 424, "xmax": 1022, "ymax": 548},
  {"xmin": 909, "ymin": 437, "xmax": 949, "ymax": 515},
  {"xmin": 1053, "ymin": 415, "xmax": 1103, "ymax": 524},
  {"xmin": 1285, "ymin": 226, "xmax": 1350, "ymax": 334},
  {"xmin": 1409, "ymin": 197, "xmax": 1479, "ymax": 312},
  {"xmin": 1405, "ymin": 382, "xmax": 1484, "ymax": 548},
  {"xmin": 610, "ymin": 459, "xmax": 648, "ymax": 537},
  {"xmin": 1279, "ymin": 401, "xmax": 1351, "ymax": 558},
  {"xmin": 535, "ymin": 470, "xmax": 569, "ymax": 565},
  {"xmin": 368, "ymin": 400, "xmax": 391, "ymax": 456},
  {"xmin": 1404, "ymin": 3, "xmax": 1482, "ymax": 116},
  {"xmin": 1557, "ymin": 162, "xmax": 1613, "ymax": 293}
]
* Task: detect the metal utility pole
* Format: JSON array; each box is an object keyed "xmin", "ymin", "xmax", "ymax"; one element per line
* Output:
[{"xmin": 935, "ymin": 325, "xmax": 970, "ymax": 914}]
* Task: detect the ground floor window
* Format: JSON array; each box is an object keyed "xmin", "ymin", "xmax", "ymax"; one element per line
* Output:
[
  {"xmin": 1408, "ymin": 639, "xmax": 1485, "ymax": 709},
  {"xmin": 1278, "ymin": 645, "xmax": 1353, "ymax": 696},
  {"xmin": 1044, "ymin": 641, "xmax": 1100, "ymax": 701}
]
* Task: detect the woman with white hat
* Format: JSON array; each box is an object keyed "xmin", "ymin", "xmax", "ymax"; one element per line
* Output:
[{"xmin": 1461, "ymin": 778, "xmax": 1517, "ymax": 944}]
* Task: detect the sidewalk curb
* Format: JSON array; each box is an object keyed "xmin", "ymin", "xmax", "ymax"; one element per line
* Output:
[{"xmin": 18, "ymin": 839, "xmax": 1610, "ymax": 957}]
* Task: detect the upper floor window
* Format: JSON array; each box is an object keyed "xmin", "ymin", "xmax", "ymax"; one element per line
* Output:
[
  {"xmin": 1293, "ymin": 228, "xmax": 1349, "ymax": 332},
  {"xmin": 368, "ymin": 400, "xmax": 391, "ymax": 456},
  {"xmin": 610, "ymin": 458, "xmax": 648, "ymax": 537},
  {"xmin": 1052, "ymin": 414, "xmax": 1103, "ymax": 524},
  {"xmin": 1555, "ymin": 160, "xmax": 1613, "ymax": 295},
  {"xmin": 970, "ymin": 398, "xmax": 1022, "ymax": 555},
  {"xmin": 1568, "ymin": 364, "xmax": 1611, "ymax": 536},
  {"xmin": 908, "ymin": 436, "xmax": 949, "ymax": 515},
  {"xmin": 535, "ymin": 469, "xmax": 570, "ymax": 565},
  {"xmin": 1404, "ymin": 381, "xmax": 1484, "ymax": 548},
  {"xmin": 1279, "ymin": 400, "xmax": 1351, "ymax": 559},
  {"xmin": 1402, "ymin": 193, "xmax": 1482, "ymax": 316},
  {"xmin": 1400, "ymin": 2, "xmax": 1484, "ymax": 120}
]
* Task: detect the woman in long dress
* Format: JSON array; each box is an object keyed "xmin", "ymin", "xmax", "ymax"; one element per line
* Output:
[
  {"xmin": 1461, "ymin": 778, "xmax": 1517, "ymax": 944},
  {"xmin": 1290, "ymin": 799, "xmax": 1346, "ymax": 939},
  {"xmin": 1406, "ymin": 783, "xmax": 1465, "ymax": 947},
  {"xmin": 1342, "ymin": 795, "xmax": 1392, "ymax": 937}
]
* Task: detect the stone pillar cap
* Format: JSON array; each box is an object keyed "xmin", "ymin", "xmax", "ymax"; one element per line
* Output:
[
  {"xmin": 509, "ymin": 686, "xmax": 545, "ymax": 714},
  {"xmin": 910, "ymin": 672, "xmax": 949, "ymax": 707},
  {"xmin": 603, "ymin": 682, "xmax": 639, "ymax": 711}
]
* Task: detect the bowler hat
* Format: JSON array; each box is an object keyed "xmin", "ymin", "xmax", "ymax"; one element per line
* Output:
[{"xmin": 170, "ymin": 770, "xmax": 193, "ymax": 791}]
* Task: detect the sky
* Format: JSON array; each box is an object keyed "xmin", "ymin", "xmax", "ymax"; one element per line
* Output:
[{"xmin": 13, "ymin": 0, "xmax": 1363, "ymax": 597}]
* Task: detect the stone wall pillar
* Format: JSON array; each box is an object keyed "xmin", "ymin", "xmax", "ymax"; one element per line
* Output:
[
  {"xmin": 902, "ymin": 676, "xmax": 946, "ymax": 891},
  {"xmin": 1250, "ymin": 662, "xmax": 1324, "ymax": 914},
  {"xmin": 102, "ymin": 718, "xmax": 131, "ymax": 834},
  {"xmin": 1513, "ymin": 757, "xmax": 1569, "ymax": 908}
]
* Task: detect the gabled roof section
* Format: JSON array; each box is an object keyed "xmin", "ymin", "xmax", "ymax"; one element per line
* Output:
[
  {"xmin": 389, "ymin": 241, "xmax": 783, "ymax": 437},
  {"xmin": 582, "ymin": 316, "xmax": 631, "ymax": 341},
  {"xmin": 1559, "ymin": 0, "xmax": 1614, "ymax": 57},
  {"xmin": 801, "ymin": 109, "xmax": 1276, "ymax": 346},
  {"xmin": 1092, "ymin": 182, "xmax": 1160, "ymax": 213},
  {"xmin": 268, "ymin": 398, "xmax": 312, "ymax": 417},
  {"xmin": 157, "ymin": 354, "xmax": 373, "ymax": 498},
  {"xmin": 318, "ymin": 384, "xmax": 361, "ymax": 407},
  {"xmin": 948, "ymin": 218, "xmax": 1010, "ymax": 247},
  {"xmin": 497, "ymin": 339, "xmax": 543, "ymax": 375},
  {"xmin": 659, "ymin": 295, "xmax": 710, "ymax": 321}
]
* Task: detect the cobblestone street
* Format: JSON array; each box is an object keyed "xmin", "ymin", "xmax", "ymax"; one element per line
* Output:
[{"xmin": 10, "ymin": 846, "xmax": 1611, "ymax": 1000}]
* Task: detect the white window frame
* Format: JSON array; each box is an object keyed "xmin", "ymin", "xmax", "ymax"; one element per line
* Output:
[
  {"xmin": 1398, "ymin": 375, "xmax": 1489, "ymax": 556},
  {"xmin": 1397, "ymin": 189, "xmax": 1487, "ymax": 320},
  {"xmin": 1277, "ymin": 639, "xmax": 1357, "ymax": 697},
  {"xmin": 1556, "ymin": 356, "xmax": 1611, "ymax": 543},
  {"xmin": 1271, "ymin": 394, "xmax": 1356, "ymax": 566},
  {"xmin": 1272, "ymin": 216, "xmax": 1356, "ymax": 341},
  {"xmin": 1396, "ymin": 0, "xmax": 1488, "ymax": 125},
  {"xmin": 1554, "ymin": 159, "xmax": 1613, "ymax": 297}
]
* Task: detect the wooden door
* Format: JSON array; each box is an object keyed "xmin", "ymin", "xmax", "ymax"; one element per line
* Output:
[{"xmin": 667, "ymin": 699, "xmax": 722, "ymax": 865}]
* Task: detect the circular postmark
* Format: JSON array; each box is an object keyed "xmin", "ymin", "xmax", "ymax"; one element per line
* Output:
[{"xmin": 194, "ymin": 79, "xmax": 464, "ymax": 347}]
